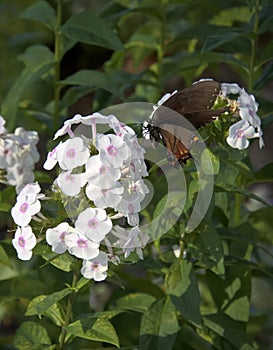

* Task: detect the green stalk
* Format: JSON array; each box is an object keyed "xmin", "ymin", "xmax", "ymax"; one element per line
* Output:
[
  {"xmin": 53, "ymin": 0, "xmax": 63, "ymax": 131},
  {"xmin": 248, "ymin": 0, "xmax": 260, "ymax": 91},
  {"xmin": 232, "ymin": 0, "xmax": 260, "ymax": 227},
  {"xmin": 59, "ymin": 270, "xmax": 79, "ymax": 349},
  {"xmin": 156, "ymin": 2, "xmax": 167, "ymax": 95}
]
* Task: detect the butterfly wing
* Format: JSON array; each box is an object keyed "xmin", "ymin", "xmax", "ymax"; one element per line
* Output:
[{"xmin": 155, "ymin": 80, "xmax": 228, "ymax": 128}]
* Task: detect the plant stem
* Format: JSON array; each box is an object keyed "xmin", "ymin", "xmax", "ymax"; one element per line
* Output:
[
  {"xmin": 59, "ymin": 270, "xmax": 79, "ymax": 349},
  {"xmin": 156, "ymin": 3, "xmax": 167, "ymax": 95},
  {"xmin": 54, "ymin": 0, "xmax": 63, "ymax": 131},
  {"xmin": 248, "ymin": 0, "xmax": 260, "ymax": 91}
]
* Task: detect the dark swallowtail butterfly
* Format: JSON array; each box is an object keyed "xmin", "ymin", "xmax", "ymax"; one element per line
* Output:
[{"xmin": 147, "ymin": 80, "xmax": 229, "ymax": 165}]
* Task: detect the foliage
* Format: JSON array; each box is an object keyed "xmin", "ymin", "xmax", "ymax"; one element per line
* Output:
[{"xmin": 0, "ymin": 0, "xmax": 273, "ymax": 349}]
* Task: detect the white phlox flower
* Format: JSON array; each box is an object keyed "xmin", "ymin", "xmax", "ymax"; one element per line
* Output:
[
  {"xmin": 56, "ymin": 137, "xmax": 90, "ymax": 170},
  {"xmin": 112, "ymin": 226, "xmax": 149, "ymax": 259},
  {"xmin": 75, "ymin": 207, "xmax": 112, "ymax": 243},
  {"xmin": 0, "ymin": 118, "xmax": 39, "ymax": 192},
  {"xmin": 11, "ymin": 183, "xmax": 44, "ymax": 226},
  {"xmin": 46, "ymin": 222, "xmax": 72, "ymax": 254},
  {"xmin": 65, "ymin": 230, "xmax": 99, "ymax": 260},
  {"xmin": 12, "ymin": 226, "xmax": 36, "ymax": 261},
  {"xmin": 226, "ymin": 120, "xmax": 255, "ymax": 150},
  {"xmin": 97, "ymin": 134, "xmax": 129, "ymax": 168},
  {"xmin": 220, "ymin": 83, "xmax": 265, "ymax": 149},
  {"xmin": 56, "ymin": 170, "xmax": 87, "ymax": 196},
  {"xmin": 81, "ymin": 251, "xmax": 108, "ymax": 281},
  {"xmin": 85, "ymin": 155, "xmax": 121, "ymax": 188}
]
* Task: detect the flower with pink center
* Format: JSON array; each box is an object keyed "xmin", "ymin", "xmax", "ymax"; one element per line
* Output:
[
  {"xmin": 56, "ymin": 170, "xmax": 86, "ymax": 196},
  {"xmin": 56, "ymin": 137, "xmax": 90, "ymax": 171},
  {"xmin": 112, "ymin": 226, "xmax": 149, "ymax": 259},
  {"xmin": 85, "ymin": 182, "xmax": 123, "ymax": 209},
  {"xmin": 75, "ymin": 207, "xmax": 112, "ymax": 243},
  {"xmin": 226, "ymin": 120, "xmax": 255, "ymax": 150},
  {"xmin": 17, "ymin": 182, "xmax": 44, "ymax": 200},
  {"xmin": 66, "ymin": 230, "xmax": 99, "ymax": 260},
  {"xmin": 85, "ymin": 155, "xmax": 120, "ymax": 188},
  {"xmin": 11, "ymin": 193, "xmax": 41, "ymax": 226},
  {"xmin": 46, "ymin": 222, "xmax": 72, "ymax": 254},
  {"xmin": 81, "ymin": 251, "xmax": 108, "ymax": 281},
  {"xmin": 12, "ymin": 226, "xmax": 36, "ymax": 260},
  {"xmin": 97, "ymin": 134, "xmax": 129, "ymax": 168}
]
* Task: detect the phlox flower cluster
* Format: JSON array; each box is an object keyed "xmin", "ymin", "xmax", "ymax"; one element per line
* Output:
[
  {"xmin": 220, "ymin": 83, "xmax": 264, "ymax": 150},
  {"xmin": 0, "ymin": 116, "xmax": 39, "ymax": 193},
  {"xmin": 11, "ymin": 113, "xmax": 150, "ymax": 282}
]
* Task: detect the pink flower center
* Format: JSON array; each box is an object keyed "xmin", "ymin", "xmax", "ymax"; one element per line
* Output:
[
  {"xmin": 107, "ymin": 145, "xmax": 117, "ymax": 156},
  {"xmin": 66, "ymin": 148, "xmax": 76, "ymax": 158},
  {"xmin": 65, "ymin": 174, "xmax": 75, "ymax": 182},
  {"xmin": 91, "ymin": 262, "xmax": 100, "ymax": 271},
  {"xmin": 236, "ymin": 129, "xmax": 244, "ymax": 139},
  {"xmin": 18, "ymin": 236, "xmax": 25, "ymax": 247},
  {"xmin": 88, "ymin": 218, "xmax": 98, "ymax": 229},
  {"xmin": 99, "ymin": 165, "xmax": 107, "ymax": 175},
  {"xmin": 59, "ymin": 231, "xmax": 66, "ymax": 242},
  {"xmin": 20, "ymin": 202, "xmax": 28, "ymax": 213},
  {"xmin": 77, "ymin": 238, "xmax": 88, "ymax": 248},
  {"xmin": 128, "ymin": 204, "xmax": 134, "ymax": 213}
]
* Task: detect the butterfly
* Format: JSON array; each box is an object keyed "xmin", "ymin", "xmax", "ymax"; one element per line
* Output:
[{"xmin": 147, "ymin": 80, "xmax": 229, "ymax": 165}]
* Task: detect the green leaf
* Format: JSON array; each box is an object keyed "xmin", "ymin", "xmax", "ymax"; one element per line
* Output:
[
  {"xmin": 186, "ymin": 224, "xmax": 225, "ymax": 276},
  {"xmin": 126, "ymin": 33, "xmax": 159, "ymax": 50},
  {"xmin": 250, "ymin": 206, "xmax": 273, "ymax": 245},
  {"xmin": 1, "ymin": 45, "xmax": 54, "ymax": 130},
  {"xmin": 165, "ymin": 259, "xmax": 201, "ymax": 326},
  {"xmin": 203, "ymin": 313, "xmax": 257, "ymax": 349},
  {"xmin": 202, "ymin": 28, "xmax": 243, "ymax": 52},
  {"xmin": 26, "ymin": 295, "xmax": 65, "ymax": 326},
  {"xmin": 35, "ymin": 288, "xmax": 71, "ymax": 314},
  {"xmin": 20, "ymin": 0, "xmax": 56, "ymax": 31},
  {"xmin": 207, "ymin": 266, "xmax": 251, "ymax": 322},
  {"xmin": 0, "ymin": 244, "xmax": 12, "ymax": 268},
  {"xmin": 41, "ymin": 251, "xmax": 77, "ymax": 272},
  {"xmin": 139, "ymin": 298, "xmax": 180, "ymax": 350},
  {"xmin": 60, "ymin": 69, "xmax": 124, "ymax": 99},
  {"xmin": 14, "ymin": 321, "xmax": 52, "ymax": 350},
  {"xmin": 61, "ymin": 12, "xmax": 124, "ymax": 51},
  {"xmin": 201, "ymin": 149, "xmax": 220, "ymax": 175},
  {"xmin": 66, "ymin": 317, "xmax": 119, "ymax": 347},
  {"xmin": 116, "ymin": 293, "xmax": 156, "ymax": 313},
  {"xmin": 0, "ymin": 202, "xmax": 12, "ymax": 212}
]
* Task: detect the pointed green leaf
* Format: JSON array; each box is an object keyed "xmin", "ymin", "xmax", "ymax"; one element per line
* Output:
[
  {"xmin": 26, "ymin": 295, "xmax": 65, "ymax": 326},
  {"xmin": 1, "ymin": 45, "xmax": 54, "ymax": 130},
  {"xmin": 186, "ymin": 224, "xmax": 225, "ymax": 276},
  {"xmin": 207, "ymin": 266, "xmax": 251, "ymax": 322},
  {"xmin": 35, "ymin": 288, "xmax": 71, "ymax": 314},
  {"xmin": 165, "ymin": 259, "xmax": 201, "ymax": 326},
  {"xmin": 116, "ymin": 293, "xmax": 156, "ymax": 313},
  {"xmin": 14, "ymin": 321, "xmax": 52, "ymax": 350},
  {"xmin": 61, "ymin": 12, "xmax": 124, "ymax": 51},
  {"xmin": 202, "ymin": 29, "xmax": 243, "ymax": 52},
  {"xmin": 60, "ymin": 69, "xmax": 124, "ymax": 99},
  {"xmin": 139, "ymin": 298, "xmax": 180, "ymax": 350},
  {"xmin": 203, "ymin": 314, "xmax": 257, "ymax": 349},
  {"xmin": 0, "ymin": 244, "xmax": 12, "ymax": 268},
  {"xmin": 20, "ymin": 0, "xmax": 56, "ymax": 31},
  {"xmin": 66, "ymin": 317, "xmax": 119, "ymax": 347}
]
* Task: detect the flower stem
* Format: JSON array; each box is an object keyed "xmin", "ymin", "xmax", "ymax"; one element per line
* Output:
[
  {"xmin": 248, "ymin": 0, "xmax": 260, "ymax": 91},
  {"xmin": 59, "ymin": 270, "xmax": 79, "ymax": 349},
  {"xmin": 53, "ymin": 0, "xmax": 63, "ymax": 131}
]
